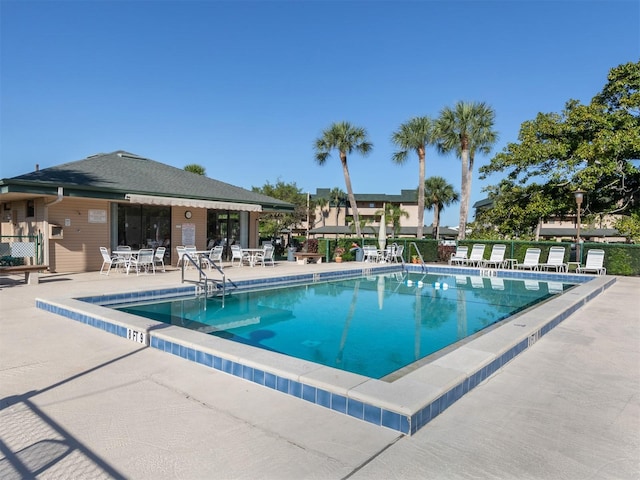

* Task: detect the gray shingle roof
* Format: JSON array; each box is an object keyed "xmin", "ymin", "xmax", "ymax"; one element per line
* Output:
[{"xmin": 2, "ymin": 151, "xmax": 292, "ymax": 210}]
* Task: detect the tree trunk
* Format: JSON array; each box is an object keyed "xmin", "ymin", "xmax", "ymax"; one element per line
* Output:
[
  {"xmin": 458, "ymin": 147, "xmax": 470, "ymax": 240},
  {"xmin": 416, "ymin": 149, "xmax": 426, "ymax": 239},
  {"xmin": 434, "ymin": 204, "xmax": 441, "ymax": 240},
  {"xmin": 341, "ymin": 154, "xmax": 361, "ymax": 237}
]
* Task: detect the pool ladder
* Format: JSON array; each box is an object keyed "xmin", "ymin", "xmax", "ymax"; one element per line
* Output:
[
  {"xmin": 408, "ymin": 242, "xmax": 426, "ymax": 273},
  {"xmin": 181, "ymin": 253, "xmax": 229, "ymax": 306}
]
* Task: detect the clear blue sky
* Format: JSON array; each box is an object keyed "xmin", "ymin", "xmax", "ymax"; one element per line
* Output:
[{"xmin": 1, "ymin": 0, "xmax": 638, "ymax": 227}]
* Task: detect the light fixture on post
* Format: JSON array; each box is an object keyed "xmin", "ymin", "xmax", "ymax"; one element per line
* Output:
[{"xmin": 574, "ymin": 189, "xmax": 586, "ymax": 264}]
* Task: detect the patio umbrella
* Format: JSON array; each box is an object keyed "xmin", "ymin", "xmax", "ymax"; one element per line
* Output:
[{"xmin": 378, "ymin": 210, "xmax": 387, "ymax": 251}]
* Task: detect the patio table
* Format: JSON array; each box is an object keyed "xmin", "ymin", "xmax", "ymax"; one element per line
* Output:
[
  {"xmin": 242, "ymin": 248, "xmax": 264, "ymax": 267},
  {"xmin": 113, "ymin": 249, "xmax": 140, "ymax": 274}
]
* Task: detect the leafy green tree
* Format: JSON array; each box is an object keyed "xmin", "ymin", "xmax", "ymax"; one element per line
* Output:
[
  {"xmin": 314, "ymin": 122, "xmax": 373, "ymax": 238},
  {"xmin": 252, "ymin": 180, "xmax": 307, "ymax": 240},
  {"xmin": 391, "ymin": 116, "xmax": 437, "ymax": 239},
  {"xmin": 614, "ymin": 210, "xmax": 640, "ymax": 243},
  {"xmin": 436, "ymin": 101, "xmax": 498, "ymax": 240},
  {"xmin": 184, "ymin": 164, "xmax": 206, "ymax": 175},
  {"xmin": 473, "ymin": 181, "xmax": 563, "ymax": 239},
  {"xmin": 480, "ymin": 61, "xmax": 640, "ymax": 229},
  {"xmin": 423, "ymin": 176, "xmax": 459, "ymax": 239}
]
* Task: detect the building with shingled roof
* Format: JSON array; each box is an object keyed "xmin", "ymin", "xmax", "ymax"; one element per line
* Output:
[{"xmin": 0, "ymin": 151, "xmax": 293, "ymax": 272}]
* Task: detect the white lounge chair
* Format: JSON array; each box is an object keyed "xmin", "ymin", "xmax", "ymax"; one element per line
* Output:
[
  {"xmin": 539, "ymin": 246, "xmax": 567, "ymax": 272},
  {"xmin": 481, "ymin": 244, "xmax": 507, "ymax": 268},
  {"xmin": 515, "ymin": 248, "xmax": 541, "ymax": 271},
  {"xmin": 449, "ymin": 246, "xmax": 468, "ymax": 265},
  {"xmin": 462, "ymin": 244, "xmax": 486, "ymax": 267},
  {"xmin": 153, "ymin": 246, "xmax": 166, "ymax": 272},
  {"xmin": 576, "ymin": 249, "xmax": 606, "ymax": 275}
]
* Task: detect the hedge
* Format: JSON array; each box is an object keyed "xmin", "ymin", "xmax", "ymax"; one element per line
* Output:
[{"xmin": 314, "ymin": 238, "xmax": 640, "ymax": 276}]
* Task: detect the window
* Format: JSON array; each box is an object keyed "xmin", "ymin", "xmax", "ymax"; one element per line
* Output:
[
  {"xmin": 117, "ymin": 204, "xmax": 170, "ymax": 249},
  {"xmin": 26, "ymin": 200, "xmax": 35, "ymax": 217}
]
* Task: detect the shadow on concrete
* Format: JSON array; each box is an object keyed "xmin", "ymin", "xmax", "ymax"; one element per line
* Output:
[{"xmin": 0, "ymin": 348, "xmax": 146, "ymax": 479}]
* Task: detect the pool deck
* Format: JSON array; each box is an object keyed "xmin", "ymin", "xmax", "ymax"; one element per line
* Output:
[{"xmin": 1, "ymin": 261, "xmax": 639, "ymax": 479}]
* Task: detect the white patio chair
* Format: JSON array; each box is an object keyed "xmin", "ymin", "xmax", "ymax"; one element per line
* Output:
[
  {"xmin": 481, "ymin": 244, "xmax": 507, "ymax": 268},
  {"xmin": 183, "ymin": 246, "xmax": 197, "ymax": 269},
  {"xmin": 254, "ymin": 244, "xmax": 275, "ymax": 267},
  {"xmin": 539, "ymin": 246, "xmax": 567, "ymax": 272},
  {"xmin": 461, "ymin": 244, "xmax": 486, "ymax": 267},
  {"xmin": 153, "ymin": 246, "xmax": 166, "ymax": 272},
  {"xmin": 129, "ymin": 248, "xmax": 155, "ymax": 275},
  {"xmin": 515, "ymin": 248, "xmax": 541, "ymax": 270},
  {"xmin": 391, "ymin": 244, "xmax": 405, "ymax": 263},
  {"xmin": 449, "ymin": 245, "xmax": 468, "ymax": 265},
  {"xmin": 201, "ymin": 246, "xmax": 224, "ymax": 270},
  {"xmin": 363, "ymin": 245, "xmax": 380, "ymax": 263},
  {"xmin": 113, "ymin": 246, "xmax": 132, "ymax": 272},
  {"xmin": 176, "ymin": 246, "xmax": 186, "ymax": 267},
  {"xmin": 576, "ymin": 249, "xmax": 606, "ymax": 275},
  {"xmin": 230, "ymin": 245, "xmax": 249, "ymax": 267},
  {"xmin": 99, "ymin": 247, "xmax": 121, "ymax": 275}
]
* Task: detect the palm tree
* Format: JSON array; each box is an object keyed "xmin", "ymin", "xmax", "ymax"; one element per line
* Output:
[
  {"xmin": 329, "ymin": 187, "xmax": 346, "ymax": 230},
  {"xmin": 314, "ymin": 197, "xmax": 328, "ymax": 227},
  {"xmin": 314, "ymin": 122, "xmax": 373, "ymax": 238},
  {"xmin": 391, "ymin": 116, "xmax": 436, "ymax": 239},
  {"xmin": 436, "ymin": 102, "xmax": 497, "ymax": 240},
  {"xmin": 423, "ymin": 176, "xmax": 460, "ymax": 240},
  {"xmin": 376, "ymin": 203, "xmax": 409, "ymax": 236},
  {"xmin": 184, "ymin": 163, "xmax": 206, "ymax": 175}
]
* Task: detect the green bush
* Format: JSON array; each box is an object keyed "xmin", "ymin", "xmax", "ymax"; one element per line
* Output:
[{"xmin": 0, "ymin": 256, "xmax": 24, "ymax": 266}]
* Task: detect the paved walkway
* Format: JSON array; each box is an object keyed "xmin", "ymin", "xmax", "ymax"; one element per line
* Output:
[{"xmin": 0, "ymin": 264, "xmax": 638, "ymax": 479}]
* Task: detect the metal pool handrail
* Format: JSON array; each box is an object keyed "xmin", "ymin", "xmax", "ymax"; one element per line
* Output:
[
  {"xmin": 409, "ymin": 242, "xmax": 426, "ymax": 272},
  {"xmin": 181, "ymin": 253, "xmax": 226, "ymax": 306}
]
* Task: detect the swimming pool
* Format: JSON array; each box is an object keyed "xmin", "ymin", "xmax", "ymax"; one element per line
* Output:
[
  {"xmin": 36, "ymin": 265, "xmax": 614, "ymax": 435},
  {"xmin": 115, "ymin": 272, "xmax": 573, "ymax": 379}
]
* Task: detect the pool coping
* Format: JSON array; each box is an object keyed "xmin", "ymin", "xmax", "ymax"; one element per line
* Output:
[{"xmin": 35, "ymin": 265, "xmax": 615, "ymax": 435}]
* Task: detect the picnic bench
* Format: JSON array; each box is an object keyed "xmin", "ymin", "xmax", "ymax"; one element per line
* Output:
[
  {"xmin": 0, "ymin": 264, "xmax": 49, "ymax": 284},
  {"xmin": 293, "ymin": 253, "xmax": 323, "ymax": 265}
]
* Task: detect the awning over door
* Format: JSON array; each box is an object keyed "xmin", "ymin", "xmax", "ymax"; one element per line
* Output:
[{"xmin": 125, "ymin": 194, "xmax": 262, "ymax": 212}]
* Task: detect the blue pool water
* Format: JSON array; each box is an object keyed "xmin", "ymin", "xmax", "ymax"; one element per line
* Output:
[{"xmin": 116, "ymin": 272, "xmax": 573, "ymax": 378}]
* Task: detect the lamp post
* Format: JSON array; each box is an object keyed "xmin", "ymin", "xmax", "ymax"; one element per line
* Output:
[{"xmin": 574, "ymin": 189, "xmax": 586, "ymax": 264}]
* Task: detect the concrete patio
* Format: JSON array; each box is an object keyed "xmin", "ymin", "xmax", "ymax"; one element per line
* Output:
[{"xmin": 1, "ymin": 262, "xmax": 638, "ymax": 479}]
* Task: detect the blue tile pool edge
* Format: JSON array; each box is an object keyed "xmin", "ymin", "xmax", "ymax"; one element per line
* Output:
[{"xmin": 35, "ymin": 268, "xmax": 614, "ymax": 436}]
